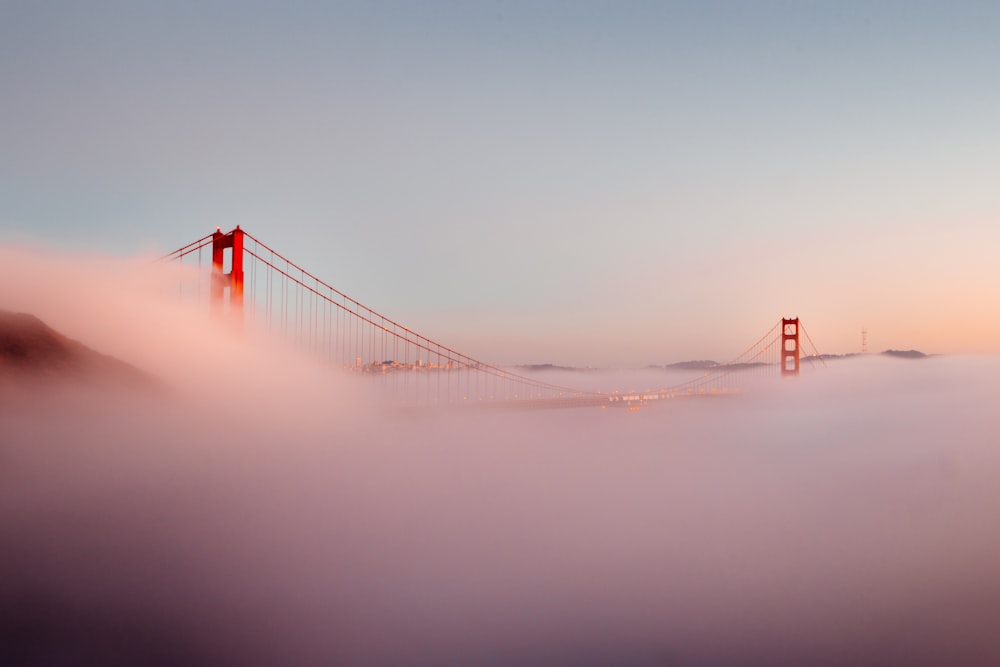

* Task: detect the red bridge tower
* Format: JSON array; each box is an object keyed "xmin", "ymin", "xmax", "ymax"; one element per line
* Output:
[
  {"xmin": 781, "ymin": 317, "xmax": 800, "ymax": 376},
  {"xmin": 211, "ymin": 225, "xmax": 244, "ymax": 320}
]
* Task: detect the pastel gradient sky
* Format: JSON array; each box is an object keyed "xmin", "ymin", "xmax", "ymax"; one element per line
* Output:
[{"xmin": 2, "ymin": 1, "xmax": 998, "ymax": 365}]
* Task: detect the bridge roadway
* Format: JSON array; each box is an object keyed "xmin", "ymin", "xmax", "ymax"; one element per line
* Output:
[{"xmin": 404, "ymin": 390, "xmax": 739, "ymax": 412}]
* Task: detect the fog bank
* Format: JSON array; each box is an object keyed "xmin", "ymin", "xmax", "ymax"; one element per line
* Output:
[{"xmin": 2, "ymin": 246, "xmax": 1000, "ymax": 666}]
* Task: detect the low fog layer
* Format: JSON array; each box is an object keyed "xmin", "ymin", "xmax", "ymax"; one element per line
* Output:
[{"xmin": 2, "ymin": 246, "xmax": 1000, "ymax": 666}]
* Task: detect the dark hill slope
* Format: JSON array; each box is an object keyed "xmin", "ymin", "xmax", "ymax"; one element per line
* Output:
[{"xmin": 0, "ymin": 310, "xmax": 161, "ymax": 392}]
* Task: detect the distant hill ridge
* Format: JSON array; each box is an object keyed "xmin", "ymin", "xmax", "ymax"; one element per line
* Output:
[
  {"xmin": 657, "ymin": 360, "xmax": 770, "ymax": 371},
  {"xmin": 656, "ymin": 350, "xmax": 930, "ymax": 369},
  {"xmin": 881, "ymin": 349, "xmax": 928, "ymax": 359},
  {"xmin": 516, "ymin": 349, "xmax": 931, "ymax": 374},
  {"xmin": 0, "ymin": 310, "xmax": 161, "ymax": 391},
  {"xmin": 514, "ymin": 363, "xmax": 593, "ymax": 373}
]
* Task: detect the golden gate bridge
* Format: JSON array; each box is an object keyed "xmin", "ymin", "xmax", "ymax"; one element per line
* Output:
[{"xmin": 163, "ymin": 226, "xmax": 823, "ymax": 408}]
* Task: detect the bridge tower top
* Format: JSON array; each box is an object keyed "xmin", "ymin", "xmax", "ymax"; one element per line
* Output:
[
  {"xmin": 211, "ymin": 225, "xmax": 244, "ymax": 319},
  {"xmin": 781, "ymin": 317, "xmax": 800, "ymax": 376}
]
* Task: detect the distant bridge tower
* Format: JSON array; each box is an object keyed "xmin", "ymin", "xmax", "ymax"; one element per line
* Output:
[
  {"xmin": 781, "ymin": 317, "xmax": 800, "ymax": 376},
  {"xmin": 211, "ymin": 225, "xmax": 245, "ymax": 319}
]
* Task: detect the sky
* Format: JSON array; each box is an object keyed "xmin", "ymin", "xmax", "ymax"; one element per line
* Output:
[{"xmin": 2, "ymin": 0, "xmax": 999, "ymax": 365}]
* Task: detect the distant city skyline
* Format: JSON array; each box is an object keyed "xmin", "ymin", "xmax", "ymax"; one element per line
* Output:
[{"xmin": 2, "ymin": 1, "xmax": 998, "ymax": 365}]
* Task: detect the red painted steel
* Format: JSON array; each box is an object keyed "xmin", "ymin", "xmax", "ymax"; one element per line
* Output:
[
  {"xmin": 781, "ymin": 317, "xmax": 800, "ymax": 376},
  {"xmin": 210, "ymin": 225, "xmax": 245, "ymax": 320}
]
